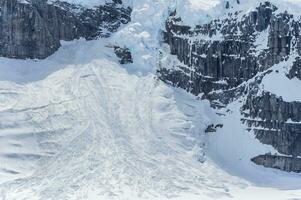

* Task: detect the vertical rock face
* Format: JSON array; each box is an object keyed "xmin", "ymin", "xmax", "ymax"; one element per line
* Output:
[
  {"xmin": 0, "ymin": 0, "xmax": 132, "ymax": 59},
  {"xmin": 287, "ymin": 57, "xmax": 301, "ymax": 80},
  {"xmin": 158, "ymin": 1, "xmax": 301, "ymax": 172},
  {"xmin": 242, "ymin": 92, "xmax": 301, "ymax": 157},
  {"xmin": 0, "ymin": 0, "xmax": 59, "ymax": 59},
  {"xmin": 160, "ymin": 2, "xmax": 301, "ymax": 97}
]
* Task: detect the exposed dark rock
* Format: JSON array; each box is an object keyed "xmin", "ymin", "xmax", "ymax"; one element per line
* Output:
[
  {"xmin": 243, "ymin": 92, "xmax": 301, "ymax": 123},
  {"xmin": 287, "ymin": 57, "xmax": 301, "ymax": 80},
  {"xmin": 205, "ymin": 124, "xmax": 216, "ymax": 133},
  {"xmin": 242, "ymin": 92, "xmax": 301, "ymax": 157},
  {"xmin": 114, "ymin": 46, "xmax": 133, "ymax": 64},
  {"xmin": 0, "ymin": 0, "xmax": 132, "ymax": 59},
  {"xmin": 158, "ymin": 1, "xmax": 301, "ymax": 172},
  {"xmin": 205, "ymin": 124, "xmax": 224, "ymax": 133},
  {"xmin": 159, "ymin": 2, "xmax": 301, "ymax": 98},
  {"xmin": 204, "ymin": 69, "xmax": 273, "ymax": 107},
  {"xmin": 252, "ymin": 154, "xmax": 301, "ymax": 173},
  {"xmin": 159, "ymin": 2, "xmax": 280, "ymax": 97},
  {"xmin": 226, "ymin": 1, "xmax": 230, "ymax": 9}
]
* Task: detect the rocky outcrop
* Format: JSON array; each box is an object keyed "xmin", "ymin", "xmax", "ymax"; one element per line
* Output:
[
  {"xmin": 0, "ymin": 0, "xmax": 132, "ymax": 59},
  {"xmin": 252, "ymin": 154, "xmax": 301, "ymax": 173},
  {"xmin": 114, "ymin": 46, "xmax": 133, "ymax": 64},
  {"xmin": 205, "ymin": 124, "xmax": 223, "ymax": 133},
  {"xmin": 158, "ymin": 1, "xmax": 301, "ymax": 172}
]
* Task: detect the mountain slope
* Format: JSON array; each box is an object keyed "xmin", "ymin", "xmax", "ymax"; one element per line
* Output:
[
  {"xmin": 0, "ymin": 0, "xmax": 301, "ymax": 199},
  {"xmin": 0, "ymin": 38, "xmax": 300, "ymax": 200}
]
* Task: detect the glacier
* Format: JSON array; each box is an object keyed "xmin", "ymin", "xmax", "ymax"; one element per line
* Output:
[{"xmin": 0, "ymin": 0, "xmax": 301, "ymax": 199}]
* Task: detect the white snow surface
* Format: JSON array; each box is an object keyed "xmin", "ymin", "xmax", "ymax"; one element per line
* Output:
[
  {"xmin": 47, "ymin": 0, "xmax": 128, "ymax": 7},
  {"xmin": 1, "ymin": 0, "xmax": 301, "ymax": 199},
  {"xmin": 261, "ymin": 55, "xmax": 301, "ymax": 102},
  {"xmin": 0, "ymin": 40, "xmax": 212, "ymax": 199},
  {"xmin": 173, "ymin": 0, "xmax": 301, "ymax": 26}
]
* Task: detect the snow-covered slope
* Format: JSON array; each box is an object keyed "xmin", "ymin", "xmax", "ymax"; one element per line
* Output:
[
  {"xmin": 0, "ymin": 39, "xmax": 210, "ymax": 199},
  {"xmin": 1, "ymin": 38, "xmax": 301, "ymax": 200},
  {"xmin": 1, "ymin": 0, "xmax": 301, "ymax": 199}
]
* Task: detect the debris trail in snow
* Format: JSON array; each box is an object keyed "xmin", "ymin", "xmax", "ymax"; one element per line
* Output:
[
  {"xmin": 1, "ymin": 0, "xmax": 301, "ymax": 199},
  {"xmin": 0, "ymin": 40, "xmax": 232, "ymax": 199}
]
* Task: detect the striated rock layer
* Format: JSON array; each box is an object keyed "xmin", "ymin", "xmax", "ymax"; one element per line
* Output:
[
  {"xmin": 242, "ymin": 92, "xmax": 301, "ymax": 157},
  {"xmin": 158, "ymin": 1, "xmax": 301, "ymax": 173},
  {"xmin": 0, "ymin": 0, "xmax": 131, "ymax": 59},
  {"xmin": 159, "ymin": 1, "xmax": 299, "ymax": 97}
]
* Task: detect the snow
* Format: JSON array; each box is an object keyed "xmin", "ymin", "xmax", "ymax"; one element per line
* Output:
[
  {"xmin": 48, "ymin": 0, "xmax": 113, "ymax": 7},
  {"xmin": 186, "ymin": 0, "xmax": 220, "ymax": 10},
  {"xmin": 18, "ymin": 0, "xmax": 30, "ymax": 4},
  {"xmin": 0, "ymin": 39, "xmax": 242, "ymax": 199},
  {"xmin": 262, "ymin": 71, "xmax": 301, "ymax": 102},
  {"xmin": 171, "ymin": 0, "xmax": 301, "ymax": 26},
  {"xmin": 261, "ymin": 55, "xmax": 301, "ymax": 102},
  {"xmin": 208, "ymin": 101, "xmax": 301, "ymax": 188},
  {"xmin": 1, "ymin": 0, "xmax": 301, "ymax": 199},
  {"xmin": 54, "ymin": 0, "xmax": 108, "ymax": 6}
]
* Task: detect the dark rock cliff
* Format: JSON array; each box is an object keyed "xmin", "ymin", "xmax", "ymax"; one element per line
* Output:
[
  {"xmin": 159, "ymin": 1, "xmax": 301, "ymax": 97},
  {"xmin": 242, "ymin": 92, "xmax": 301, "ymax": 157},
  {"xmin": 0, "ymin": 0, "xmax": 131, "ymax": 59},
  {"xmin": 158, "ymin": 1, "xmax": 301, "ymax": 173},
  {"xmin": 287, "ymin": 57, "xmax": 301, "ymax": 80}
]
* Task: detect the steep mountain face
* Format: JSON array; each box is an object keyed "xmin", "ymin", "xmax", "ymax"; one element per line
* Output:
[
  {"xmin": 159, "ymin": 1, "xmax": 301, "ymax": 172},
  {"xmin": 0, "ymin": 0, "xmax": 131, "ymax": 59}
]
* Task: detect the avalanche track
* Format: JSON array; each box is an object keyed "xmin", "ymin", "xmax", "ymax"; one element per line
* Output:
[
  {"xmin": 0, "ymin": 40, "xmax": 219, "ymax": 199},
  {"xmin": 1, "ymin": 0, "xmax": 301, "ymax": 199}
]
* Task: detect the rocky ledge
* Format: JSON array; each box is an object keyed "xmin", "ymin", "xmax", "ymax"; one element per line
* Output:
[
  {"xmin": 0, "ymin": 0, "xmax": 131, "ymax": 59},
  {"xmin": 252, "ymin": 154, "xmax": 301, "ymax": 173}
]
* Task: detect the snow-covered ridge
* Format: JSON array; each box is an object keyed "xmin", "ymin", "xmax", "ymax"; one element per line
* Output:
[
  {"xmin": 48, "ymin": 0, "xmax": 110, "ymax": 7},
  {"xmin": 17, "ymin": 0, "xmax": 132, "ymax": 8},
  {"xmin": 47, "ymin": 0, "xmax": 132, "ymax": 8},
  {"xmin": 174, "ymin": 0, "xmax": 301, "ymax": 26}
]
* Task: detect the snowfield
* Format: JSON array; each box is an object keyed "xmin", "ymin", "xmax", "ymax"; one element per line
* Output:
[
  {"xmin": 0, "ymin": 40, "xmax": 212, "ymax": 199},
  {"xmin": 1, "ymin": 0, "xmax": 301, "ymax": 199},
  {"xmin": 1, "ymin": 38, "xmax": 301, "ymax": 200}
]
